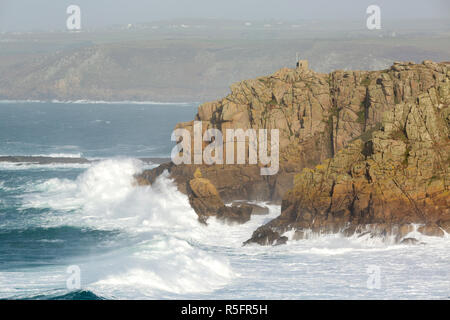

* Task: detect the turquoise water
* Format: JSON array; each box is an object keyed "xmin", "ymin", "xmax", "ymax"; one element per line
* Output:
[
  {"xmin": 0, "ymin": 101, "xmax": 196, "ymax": 158},
  {"xmin": 0, "ymin": 102, "xmax": 200, "ymax": 299},
  {"xmin": 0, "ymin": 102, "xmax": 449, "ymax": 300}
]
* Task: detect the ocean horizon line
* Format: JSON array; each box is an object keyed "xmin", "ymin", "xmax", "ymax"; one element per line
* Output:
[{"xmin": 0, "ymin": 99, "xmax": 198, "ymax": 106}]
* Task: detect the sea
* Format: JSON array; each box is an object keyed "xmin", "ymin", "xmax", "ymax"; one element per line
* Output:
[{"xmin": 0, "ymin": 101, "xmax": 449, "ymax": 300}]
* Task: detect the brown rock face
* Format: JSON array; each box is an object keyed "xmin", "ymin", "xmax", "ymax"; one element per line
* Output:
[
  {"xmin": 136, "ymin": 60, "xmax": 450, "ymax": 243},
  {"xmin": 243, "ymin": 226, "xmax": 288, "ymax": 246},
  {"xmin": 246, "ymin": 77, "xmax": 450, "ymax": 245},
  {"xmin": 184, "ymin": 168, "xmax": 263, "ymax": 224},
  {"xmin": 136, "ymin": 161, "xmax": 296, "ymax": 203},
  {"xmin": 175, "ymin": 60, "xmax": 449, "ymax": 169},
  {"xmin": 187, "ymin": 169, "xmax": 225, "ymax": 223}
]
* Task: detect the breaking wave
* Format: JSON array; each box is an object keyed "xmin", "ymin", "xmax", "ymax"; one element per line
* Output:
[
  {"xmin": 2, "ymin": 158, "xmax": 449, "ymax": 299},
  {"xmin": 6, "ymin": 159, "xmax": 234, "ymax": 299}
]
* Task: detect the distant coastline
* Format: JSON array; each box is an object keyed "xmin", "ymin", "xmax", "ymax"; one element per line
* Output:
[{"xmin": 0, "ymin": 99, "xmax": 197, "ymax": 106}]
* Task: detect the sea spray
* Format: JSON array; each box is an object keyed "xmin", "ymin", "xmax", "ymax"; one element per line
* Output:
[
  {"xmin": 12, "ymin": 159, "xmax": 235, "ymax": 298},
  {"xmin": 2, "ymin": 158, "xmax": 450, "ymax": 299}
]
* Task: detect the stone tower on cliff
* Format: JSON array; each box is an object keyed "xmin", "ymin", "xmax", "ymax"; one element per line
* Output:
[
  {"xmin": 296, "ymin": 59, "xmax": 308, "ymax": 71},
  {"xmin": 295, "ymin": 53, "xmax": 308, "ymax": 70}
]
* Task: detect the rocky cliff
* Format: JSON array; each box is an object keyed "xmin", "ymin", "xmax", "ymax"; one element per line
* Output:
[
  {"xmin": 247, "ymin": 87, "xmax": 449, "ymax": 244},
  {"xmin": 4, "ymin": 27, "xmax": 450, "ymax": 103},
  {"xmin": 137, "ymin": 60, "xmax": 450, "ymax": 243}
]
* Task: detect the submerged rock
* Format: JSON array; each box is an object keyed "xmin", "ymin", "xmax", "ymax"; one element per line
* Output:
[
  {"xmin": 400, "ymin": 238, "xmax": 421, "ymax": 245},
  {"xmin": 243, "ymin": 226, "xmax": 287, "ymax": 246}
]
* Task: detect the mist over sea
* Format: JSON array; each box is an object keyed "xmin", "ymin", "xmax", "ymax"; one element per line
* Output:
[{"xmin": 0, "ymin": 102, "xmax": 449, "ymax": 300}]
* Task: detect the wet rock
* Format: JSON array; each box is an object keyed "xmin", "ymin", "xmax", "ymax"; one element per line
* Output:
[
  {"xmin": 244, "ymin": 226, "xmax": 288, "ymax": 246},
  {"xmin": 231, "ymin": 202, "xmax": 269, "ymax": 215},
  {"xmin": 437, "ymin": 220, "xmax": 450, "ymax": 234},
  {"xmin": 217, "ymin": 205, "xmax": 252, "ymax": 224},
  {"xmin": 187, "ymin": 168, "xmax": 225, "ymax": 223},
  {"xmin": 400, "ymin": 238, "xmax": 420, "ymax": 245},
  {"xmin": 398, "ymin": 224, "xmax": 414, "ymax": 239},
  {"xmin": 185, "ymin": 168, "xmax": 263, "ymax": 224},
  {"xmin": 418, "ymin": 224, "xmax": 445, "ymax": 237},
  {"xmin": 136, "ymin": 162, "xmax": 292, "ymax": 203}
]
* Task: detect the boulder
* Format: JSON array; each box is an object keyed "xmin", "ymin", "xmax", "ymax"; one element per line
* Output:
[
  {"xmin": 186, "ymin": 168, "xmax": 263, "ymax": 224},
  {"xmin": 400, "ymin": 238, "xmax": 421, "ymax": 245},
  {"xmin": 231, "ymin": 202, "xmax": 269, "ymax": 215},
  {"xmin": 243, "ymin": 226, "xmax": 288, "ymax": 246},
  {"xmin": 187, "ymin": 168, "xmax": 225, "ymax": 223}
]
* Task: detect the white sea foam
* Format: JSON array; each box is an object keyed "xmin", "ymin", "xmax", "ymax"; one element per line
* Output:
[
  {"xmin": 0, "ymin": 162, "xmax": 91, "ymax": 171},
  {"xmin": 15, "ymin": 158, "xmax": 235, "ymax": 298},
  {"xmin": 3, "ymin": 158, "xmax": 449, "ymax": 299},
  {"xmin": 90, "ymin": 236, "xmax": 234, "ymax": 298},
  {"xmin": 0, "ymin": 99, "xmax": 42, "ymax": 104},
  {"xmin": 0, "ymin": 180, "xmax": 18, "ymax": 192},
  {"xmin": 20, "ymin": 159, "xmax": 193, "ymax": 229},
  {"xmin": 31, "ymin": 153, "xmax": 84, "ymax": 158}
]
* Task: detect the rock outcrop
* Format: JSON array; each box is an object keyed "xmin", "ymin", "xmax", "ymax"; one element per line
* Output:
[
  {"xmin": 246, "ymin": 67, "xmax": 450, "ymax": 244},
  {"xmin": 187, "ymin": 168, "xmax": 226, "ymax": 223},
  {"xmin": 166, "ymin": 168, "xmax": 267, "ymax": 224},
  {"xmin": 137, "ymin": 60, "xmax": 450, "ymax": 244},
  {"xmin": 178, "ymin": 60, "xmax": 449, "ymax": 166},
  {"xmin": 136, "ymin": 161, "xmax": 297, "ymax": 203}
]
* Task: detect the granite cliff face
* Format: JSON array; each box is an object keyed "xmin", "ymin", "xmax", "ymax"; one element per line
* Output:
[
  {"xmin": 247, "ymin": 87, "xmax": 450, "ymax": 244},
  {"xmin": 137, "ymin": 60, "xmax": 450, "ymax": 243}
]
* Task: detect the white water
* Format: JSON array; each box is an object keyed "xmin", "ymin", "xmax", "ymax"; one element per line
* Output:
[
  {"xmin": 2, "ymin": 159, "xmax": 450, "ymax": 299},
  {"xmin": 31, "ymin": 153, "xmax": 84, "ymax": 158},
  {"xmin": 4, "ymin": 159, "xmax": 236, "ymax": 298},
  {"xmin": 0, "ymin": 162, "xmax": 92, "ymax": 171}
]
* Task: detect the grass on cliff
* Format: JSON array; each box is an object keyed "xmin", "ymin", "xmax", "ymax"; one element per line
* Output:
[
  {"xmin": 361, "ymin": 77, "xmax": 371, "ymax": 87},
  {"xmin": 390, "ymin": 128, "xmax": 409, "ymax": 144}
]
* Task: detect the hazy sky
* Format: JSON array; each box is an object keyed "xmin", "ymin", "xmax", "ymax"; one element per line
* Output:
[{"xmin": 0, "ymin": 0, "xmax": 449, "ymax": 31}]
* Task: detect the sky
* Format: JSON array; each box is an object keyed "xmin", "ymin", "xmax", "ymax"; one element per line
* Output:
[{"xmin": 0, "ymin": 0, "xmax": 449, "ymax": 31}]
